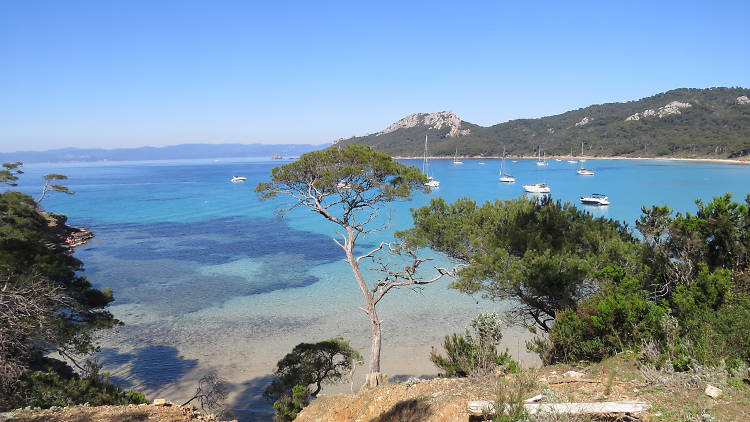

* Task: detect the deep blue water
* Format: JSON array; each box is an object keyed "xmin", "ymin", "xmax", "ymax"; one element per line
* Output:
[{"xmin": 13, "ymin": 157, "xmax": 750, "ymax": 421}]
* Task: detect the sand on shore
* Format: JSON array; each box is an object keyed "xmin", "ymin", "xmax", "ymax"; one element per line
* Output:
[{"xmin": 396, "ymin": 155, "xmax": 750, "ymax": 164}]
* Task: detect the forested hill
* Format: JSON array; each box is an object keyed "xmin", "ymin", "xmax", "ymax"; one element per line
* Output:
[{"xmin": 335, "ymin": 87, "xmax": 750, "ymax": 159}]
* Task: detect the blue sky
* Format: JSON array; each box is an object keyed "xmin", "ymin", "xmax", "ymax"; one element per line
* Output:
[{"xmin": 1, "ymin": 0, "xmax": 749, "ymax": 152}]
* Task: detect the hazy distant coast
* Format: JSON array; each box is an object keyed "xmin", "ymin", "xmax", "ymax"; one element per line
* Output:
[{"xmin": 0, "ymin": 143, "xmax": 327, "ymax": 164}]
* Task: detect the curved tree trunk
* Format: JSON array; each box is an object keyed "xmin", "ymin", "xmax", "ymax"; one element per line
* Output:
[{"xmin": 344, "ymin": 227, "xmax": 382, "ymax": 374}]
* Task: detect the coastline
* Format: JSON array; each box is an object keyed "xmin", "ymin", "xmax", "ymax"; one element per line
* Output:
[{"xmin": 396, "ymin": 155, "xmax": 750, "ymax": 165}]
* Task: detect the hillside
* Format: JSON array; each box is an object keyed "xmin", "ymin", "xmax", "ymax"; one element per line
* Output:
[{"xmin": 335, "ymin": 87, "xmax": 750, "ymax": 159}]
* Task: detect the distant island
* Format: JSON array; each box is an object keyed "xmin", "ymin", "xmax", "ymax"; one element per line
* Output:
[
  {"xmin": 335, "ymin": 87, "xmax": 750, "ymax": 159},
  {"xmin": 0, "ymin": 143, "xmax": 327, "ymax": 163}
]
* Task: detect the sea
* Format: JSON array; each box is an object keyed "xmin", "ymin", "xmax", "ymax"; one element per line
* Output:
[{"xmin": 14, "ymin": 157, "xmax": 750, "ymax": 421}]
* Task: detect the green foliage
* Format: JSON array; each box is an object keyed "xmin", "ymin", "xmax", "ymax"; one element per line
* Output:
[
  {"xmin": 536, "ymin": 268, "xmax": 668, "ymax": 364},
  {"xmin": 0, "ymin": 167, "xmax": 122, "ymax": 410},
  {"xmin": 255, "ymin": 144, "xmax": 429, "ymax": 206},
  {"xmin": 264, "ymin": 337, "xmax": 363, "ymax": 402},
  {"xmin": 0, "ymin": 191, "xmax": 118, "ymax": 355},
  {"xmin": 38, "ymin": 173, "xmax": 73, "ymax": 204},
  {"xmin": 3, "ymin": 365, "xmax": 147, "ymax": 410},
  {"xmin": 0, "ymin": 162, "xmax": 23, "ymax": 186},
  {"xmin": 400, "ymin": 196, "xmax": 638, "ymax": 331},
  {"xmin": 671, "ymin": 265, "xmax": 732, "ymax": 321},
  {"xmin": 431, "ymin": 313, "xmax": 518, "ymax": 377},
  {"xmin": 273, "ymin": 385, "xmax": 308, "ymax": 422},
  {"xmin": 339, "ymin": 87, "xmax": 750, "ymax": 159}
]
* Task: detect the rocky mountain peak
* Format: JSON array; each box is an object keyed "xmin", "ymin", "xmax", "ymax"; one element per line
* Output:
[{"xmin": 378, "ymin": 111, "xmax": 471, "ymax": 137}]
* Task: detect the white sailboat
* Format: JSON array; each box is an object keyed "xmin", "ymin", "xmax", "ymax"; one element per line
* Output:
[
  {"xmin": 423, "ymin": 135, "xmax": 440, "ymax": 187},
  {"xmin": 535, "ymin": 147, "xmax": 548, "ymax": 166},
  {"xmin": 567, "ymin": 146, "xmax": 578, "ymax": 163},
  {"xmin": 579, "ymin": 141, "xmax": 587, "ymax": 162},
  {"xmin": 576, "ymin": 143, "xmax": 594, "ymax": 175},
  {"xmin": 452, "ymin": 147, "xmax": 464, "ymax": 164},
  {"xmin": 499, "ymin": 147, "xmax": 515, "ymax": 183}
]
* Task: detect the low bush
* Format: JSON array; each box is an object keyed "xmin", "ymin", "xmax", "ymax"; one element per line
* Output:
[
  {"xmin": 431, "ymin": 313, "xmax": 519, "ymax": 377},
  {"xmin": 4, "ymin": 366, "xmax": 147, "ymax": 410}
]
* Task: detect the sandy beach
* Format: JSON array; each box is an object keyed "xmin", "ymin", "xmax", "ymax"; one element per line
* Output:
[{"xmin": 396, "ymin": 155, "xmax": 750, "ymax": 164}]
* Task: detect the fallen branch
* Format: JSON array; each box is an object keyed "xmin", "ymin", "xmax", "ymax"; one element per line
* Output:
[{"xmin": 467, "ymin": 400, "xmax": 650, "ymax": 416}]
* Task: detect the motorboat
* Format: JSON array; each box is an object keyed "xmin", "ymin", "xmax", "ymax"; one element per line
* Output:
[
  {"xmin": 523, "ymin": 183, "xmax": 551, "ymax": 193},
  {"xmin": 577, "ymin": 168, "xmax": 595, "ymax": 175},
  {"xmin": 422, "ymin": 135, "xmax": 440, "ymax": 187},
  {"xmin": 231, "ymin": 176, "xmax": 247, "ymax": 182},
  {"xmin": 580, "ymin": 193, "xmax": 610, "ymax": 206},
  {"xmin": 425, "ymin": 177, "xmax": 440, "ymax": 188}
]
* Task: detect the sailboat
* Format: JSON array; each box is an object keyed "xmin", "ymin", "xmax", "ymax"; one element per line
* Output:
[
  {"xmin": 579, "ymin": 142, "xmax": 587, "ymax": 163},
  {"xmin": 452, "ymin": 147, "xmax": 463, "ymax": 164},
  {"xmin": 499, "ymin": 147, "xmax": 515, "ymax": 183},
  {"xmin": 423, "ymin": 135, "xmax": 440, "ymax": 187},
  {"xmin": 576, "ymin": 142, "xmax": 594, "ymax": 175},
  {"xmin": 567, "ymin": 146, "xmax": 578, "ymax": 163},
  {"xmin": 535, "ymin": 147, "xmax": 548, "ymax": 166}
]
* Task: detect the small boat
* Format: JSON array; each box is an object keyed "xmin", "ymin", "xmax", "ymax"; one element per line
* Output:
[
  {"xmin": 576, "ymin": 145, "xmax": 594, "ymax": 175},
  {"xmin": 231, "ymin": 176, "xmax": 247, "ymax": 183},
  {"xmin": 567, "ymin": 146, "xmax": 578, "ymax": 163},
  {"xmin": 535, "ymin": 148, "xmax": 548, "ymax": 166},
  {"xmin": 523, "ymin": 183, "xmax": 550, "ymax": 193},
  {"xmin": 423, "ymin": 135, "xmax": 440, "ymax": 187},
  {"xmin": 555, "ymin": 158, "xmax": 562, "ymax": 162},
  {"xmin": 452, "ymin": 148, "xmax": 463, "ymax": 165},
  {"xmin": 499, "ymin": 147, "xmax": 515, "ymax": 183},
  {"xmin": 272, "ymin": 153, "xmax": 283, "ymax": 160},
  {"xmin": 578, "ymin": 142, "xmax": 587, "ymax": 162},
  {"xmin": 580, "ymin": 193, "xmax": 610, "ymax": 206}
]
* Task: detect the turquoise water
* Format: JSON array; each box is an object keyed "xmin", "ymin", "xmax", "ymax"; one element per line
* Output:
[{"xmin": 15, "ymin": 157, "xmax": 750, "ymax": 420}]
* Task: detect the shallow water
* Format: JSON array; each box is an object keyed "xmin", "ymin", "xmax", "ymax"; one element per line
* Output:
[{"xmin": 15, "ymin": 157, "xmax": 750, "ymax": 420}]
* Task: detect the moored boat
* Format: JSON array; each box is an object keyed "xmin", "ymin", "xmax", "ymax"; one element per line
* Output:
[
  {"xmin": 523, "ymin": 183, "xmax": 550, "ymax": 193},
  {"xmin": 580, "ymin": 193, "xmax": 610, "ymax": 206}
]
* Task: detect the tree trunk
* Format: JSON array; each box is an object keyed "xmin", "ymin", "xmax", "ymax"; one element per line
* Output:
[
  {"xmin": 343, "ymin": 227, "xmax": 382, "ymax": 374},
  {"xmin": 368, "ymin": 303, "xmax": 382, "ymax": 373}
]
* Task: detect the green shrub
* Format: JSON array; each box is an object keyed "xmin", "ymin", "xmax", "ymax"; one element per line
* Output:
[
  {"xmin": 273, "ymin": 385, "xmax": 308, "ymax": 422},
  {"xmin": 5, "ymin": 368, "xmax": 147, "ymax": 410},
  {"xmin": 537, "ymin": 269, "xmax": 668, "ymax": 364},
  {"xmin": 431, "ymin": 313, "xmax": 519, "ymax": 377}
]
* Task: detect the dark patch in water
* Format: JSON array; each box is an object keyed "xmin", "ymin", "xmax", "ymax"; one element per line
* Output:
[
  {"xmin": 86, "ymin": 216, "xmax": 340, "ymax": 265},
  {"xmin": 97, "ymin": 346, "xmax": 198, "ymax": 391},
  {"xmin": 74, "ymin": 216, "xmax": 343, "ymax": 313}
]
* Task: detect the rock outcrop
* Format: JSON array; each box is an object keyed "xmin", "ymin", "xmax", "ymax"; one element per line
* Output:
[
  {"xmin": 377, "ymin": 111, "xmax": 471, "ymax": 137},
  {"xmin": 626, "ymin": 101, "xmax": 692, "ymax": 121},
  {"xmin": 737, "ymin": 95, "xmax": 750, "ymax": 105},
  {"xmin": 575, "ymin": 116, "xmax": 592, "ymax": 127}
]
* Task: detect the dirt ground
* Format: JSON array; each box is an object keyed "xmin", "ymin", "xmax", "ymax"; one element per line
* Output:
[
  {"xmin": 296, "ymin": 354, "xmax": 750, "ymax": 422},
  {"xmin": 4, "ymin": 355, "xmax": 748, "ymax": 422},
  {"xmin": 2, "ymin": 403, "xmax": 231, "ymax": 422}
]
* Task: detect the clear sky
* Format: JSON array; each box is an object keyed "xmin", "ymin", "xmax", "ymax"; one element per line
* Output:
[{"xmin": 1, "ymin": 0, "xmax": 749, "ymax": 152}]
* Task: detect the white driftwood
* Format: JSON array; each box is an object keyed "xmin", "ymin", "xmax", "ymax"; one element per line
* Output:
[{"xmin": 467, "ymin": 400, "xmax": 650, "ymax": 416}]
